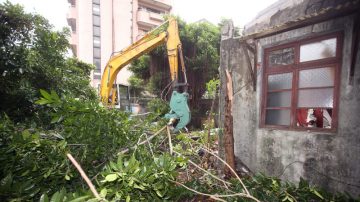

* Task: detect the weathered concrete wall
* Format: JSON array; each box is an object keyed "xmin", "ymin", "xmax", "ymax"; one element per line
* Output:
[
  {"xmin": 219, "ymin": 14, "xmax": 360, "ymax": 196},
  {"xmin": 219, "ymin": 22, "xmax": 257, "ymax": 170}
]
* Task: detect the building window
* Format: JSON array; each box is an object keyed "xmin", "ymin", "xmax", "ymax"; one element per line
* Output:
[
  {"xmin": 261, "ymin": 32, "xmax": 342, "ymax": 131},
  {"xmin": 68, "ymin": 0, "xmax": 75, "ymax": 7},
  {"xmin": 92, "ymin": 3, "xmax": 100, "ymax": 15},
  {"xmin": 92, "ymin": 1, "xmax": 101, "ymax": 80},
  {"xmin": 94, "ymin": 58, "xmax": 101, "ymax": 71},
  {"xmin": 93, "ymin": 36, "xmax": 101, "ymax": 47},
  {"xmin": 93, "ymin": 15, "xmax": 100, "ymax": 26},
  {"xmin": 70, "ymin": 23, "xmax": 76, "ymax": 33},
  {"xmin": 93, "ymin": 26, "xmax": 100, "ymax": 36},
  {"xmin": 93, "ymin": 72, "xmax": 101, "ymax": 80},
  {"xmin": 93, "ymin": 47, "xmax": 101, "ymax": 58}
]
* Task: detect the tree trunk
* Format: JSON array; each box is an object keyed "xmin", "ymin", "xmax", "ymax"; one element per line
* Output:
[{"xmin": 224, "ymin": 69, "xmax": 236, "ymax": 177}]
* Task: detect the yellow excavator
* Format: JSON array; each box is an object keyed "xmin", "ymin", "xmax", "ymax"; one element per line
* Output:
[{"xmin": 99, "ymin": 17, "xmax": 190, "ymax": 132}]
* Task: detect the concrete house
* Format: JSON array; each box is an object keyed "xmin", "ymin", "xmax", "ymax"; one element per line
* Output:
[{"xmin": 219, "ymin": 0, "xmax": 360, "ymax": 196}]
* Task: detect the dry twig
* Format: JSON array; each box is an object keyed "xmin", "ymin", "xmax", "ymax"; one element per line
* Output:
[
  {"xmin": 173, "ymin": 150, "xmax": 231, "ymax": 186},
  {"xmin": 66, "ymin": 153, "xmax": 101, "ymax": 200},
  {"xmin": 118, "ymin": 125, "xmax": 166, "ymax": 154},
  {"xmin": 200, "ymin": 146, "xmax": 250, "ymax": 195},
  {"xmin": 170, "ymin": 179, "xmax": 260, "ymax": 202},
  {"xmin": 166, "ymin": 126, "xmax": 173, "ymax": 155}
]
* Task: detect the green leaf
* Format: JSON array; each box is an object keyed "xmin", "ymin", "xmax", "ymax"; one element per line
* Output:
[
  {"xmin": 50, "ymin": 191, "xmax": 60, "ymax": 202},
  {"xmin": 100, "ymin": 188, "xmax": 107, "ymax": 197},
  {"xmin": 40, "ymin": 89, "xmax": 52, "ymax": 100},
  {"xmin": 40, "ymin": 194, "xmax": 50, "ymax": 202},
  {"xmin": 51, "ymin": 116, "xmax": 60, "ymax": 124},
  {"xmin": 282, "ymin": 196, "xmax": 289, "ymax": 201},
  {"xmin": 133, "ymin": 184, "xmax": 146, "ymax": 190},
  {"xmin": 58, "ymin": 188, "xmax": 66, "ymax": 201},
  {"xmin": 126, "ymin": 195, "xmax": 130, "ymax": 202},
  {"xmin": 155, "ymin": 190, "xmax": 164, "ymax": 198},
  {"xmin": 22, "ymin": 129, "xmax": 31, "ymax": 140},
  {"xmin": 68, "ymin": 196, "xmax": 90, "ymax": 202},
  {"xmin": 311, "ymin": 188, "xmax": 324, "ymax": 200},
  {"xmin": 0, "ymin": 174, "xmax": 13, "ymax": 190},
  {"xmin": 128, "ymin": 178, "xmax": 134, "ymax": 186},
  {"xmin": 110, "ymin": 162, "xmax": 118, "ymax": 171},
  {"xmin": 50, "ymin": 90, "xmax": 60, "ymax": 101},
  {"xmin": 65, "ymin": 175, "xmax": 70, "ymax": 181},
  {"xmin": 35, "ymin": 98, "xmax": 51, "ymax": 105},
  {"xmin": 105, "ymin": 174, "xmax": 118, "ymax": 182}
]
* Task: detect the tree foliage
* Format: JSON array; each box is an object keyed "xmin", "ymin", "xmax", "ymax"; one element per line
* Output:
[
  {"xmin": 0, "ymin": 1, "xmax": 96, "ymax": 122},
  {"xmin": 202, "ymin": 78, "xmax": 220, "ymax": 99},
  {"xmin": 129, "ymin": 16, "xmax": 221, "ymax": 100}
]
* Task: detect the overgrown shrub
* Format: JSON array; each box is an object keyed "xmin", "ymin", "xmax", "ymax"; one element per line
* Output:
[{"xmin": 0, "ymin": 90, "xmax": 141, "ymax": 200}]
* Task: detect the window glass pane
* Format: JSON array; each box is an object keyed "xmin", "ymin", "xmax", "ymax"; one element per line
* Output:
[
  {"xmin": 93, "ymin": 26, "xmax": 100, "ymax": 36},
  {"xmin": 93, "ymin": 74, "xmax": 101, "ymax": 80},
  {"xmin": 265, "ymin": 109, "xmax": 291, "ymax": 125},
  {"xmin": 93, "ymin": 15, "xmax": 100, "ymax": 26},
  {"xmin": 69, "ymin": 0, "xmax": 75, "ymax": 6},
  {"xmin": 70, "ymin": 23, "xmax": 76, "ymax": 32},
  {"xmin": 93, "ymin": 71, "xmax": 101, "ymax": 80},
  {"xmin": 93, "ymin": 36, "xmax": 100, "ymax": 47},
  {"xmin": 119, "ymin": 85, "xmax": 129, "ymax": 100},
  {"xmin": 93, "ymin": 0, "xmax": 100, "ymax": 4},
  {"xmin": 268, "ymin": 73, "xmax": 292, "ymax": 90},
  {"xmin": 269, "ymin": 47, "xmax": 294, "ymax": 67},
  {"xmin": 298, "ymin": 88, "xmax": 333, "ymax": 108},
  {"xmin": 299, "ymin": 67, "xmax": 335, "ymax": 88},
  {"xmin": 296, "ymin": 108, "xmax": 332, "ymax": 128},
  {"xmin": 93, "ymin": 58, "xmax": 101, "ymax": 70},
  {"xmin": 93, "ymin": 3, "xmax": 100, "ymax": 15},
  {"xmin": 300, "ymin": 38, "xmax": 336, "ymax": 62},
  {"xmin": 93, "ymin": 47, "xmax": 101, "ymax": 58},
  {"xmin": 267, "ymin": 91, "xmax": 291, "ymax": 107}
]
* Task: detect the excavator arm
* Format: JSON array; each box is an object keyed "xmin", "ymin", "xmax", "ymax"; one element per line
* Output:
[{"xmin": 99, "ymin": 17, "xmax": 190, "ymax": 132}]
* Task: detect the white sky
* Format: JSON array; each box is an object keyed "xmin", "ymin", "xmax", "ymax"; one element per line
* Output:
[
  {"xmin": 1, "ymin": 0, "xmax": 278, "ymax": 30},
  {"xmin": 173, "ymin": 0, "xmax": 278, "ymax": 27}
]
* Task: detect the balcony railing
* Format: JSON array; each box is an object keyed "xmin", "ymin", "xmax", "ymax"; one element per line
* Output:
[
  {"xmin": 137, "ymin": 9, "xmax": 164, "ymax": 27},
  {"xmin": 138, "ymin": 0, "xmax": 171, "ymax": 10},
  {"xmin": 149, "ymin": 12, "xmax": 163, "ymax": 21}
]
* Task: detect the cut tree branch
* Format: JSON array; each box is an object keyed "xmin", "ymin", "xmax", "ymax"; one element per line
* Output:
[{"xmin": 66, "ymin": 153, "xmax": 101, "ymax": 200}]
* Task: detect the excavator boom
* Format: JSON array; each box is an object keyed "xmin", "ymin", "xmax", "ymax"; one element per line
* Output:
[{"xmin": 99, "ymin": 17, "xmax": 190, "ymax": 132}]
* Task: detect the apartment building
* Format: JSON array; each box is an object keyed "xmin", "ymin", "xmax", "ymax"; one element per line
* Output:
[{"xmin": 66, "ymin": 0, "xmax": 172, "ymax": 88}]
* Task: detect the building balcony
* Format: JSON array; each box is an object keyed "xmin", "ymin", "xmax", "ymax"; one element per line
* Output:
[
  {"xmin": 69, "ymin": 32, "xmax": 78, "ymax": 56},
  {"xmin": 137, "ymin": 9, "xmax": 164, "ymax": 28},
  {"xmin": 67, "ymin": 0, "xmax": 75, "ymax": 6},
  {"xmin": 149, "ymin": 12, "xmax": 163, "ymax": 21},
  {"xmin": 66, "ymin": 6, "xmax": 77, "ymax": 29},
  {"xmin": 69, "ymin": 32, "xmax": 78, "ymax": 45},
  {"xmin": 138, "ymin": 0, "xmax": 172, "ymax": 11}
]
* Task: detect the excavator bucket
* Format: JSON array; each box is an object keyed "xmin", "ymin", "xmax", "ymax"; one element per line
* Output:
[{"xmin": 165, "ymin": 91, "xmax": 191, "ymax": 132}]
